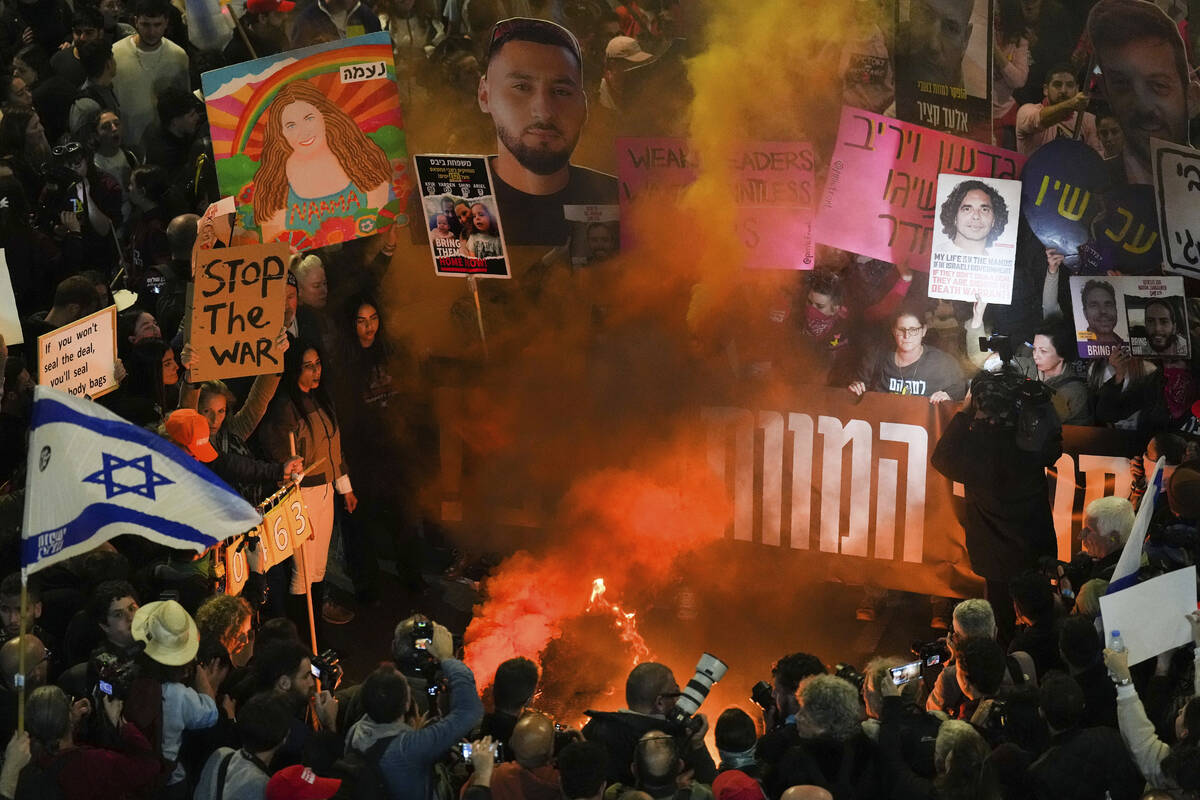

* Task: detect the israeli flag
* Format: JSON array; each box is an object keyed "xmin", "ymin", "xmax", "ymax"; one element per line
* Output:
[
  {"xmin": 1108, "ymin": 456, "xmax": 1165, "ymax": 594},
  {"xmin": 22, "ymin": 386, "xmax": 262, "ymax": 574}
]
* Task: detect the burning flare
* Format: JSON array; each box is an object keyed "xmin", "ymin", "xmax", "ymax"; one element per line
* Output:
[{"xmin": 586, "ymin": 577, "xmax": 650, "ymax": 664}]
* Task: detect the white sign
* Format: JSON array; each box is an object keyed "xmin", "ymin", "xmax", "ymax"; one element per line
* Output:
[
  {"xmin": 1068, "ymin": 275, "xmax": 1189, "ymax": 360},
  {"xmin": 37, "ymin": 305, "xmax": 118, "ymax": 399},
  {"xmin": 1100, "ymin": 566, "xmax": 1197, "ymax": 666},
  {"xmin": 927, "ymin": 174, "xmax": 1022, "ymax": 304},
  {"xmin": 0, "ymin": 250, "xmax": 20, "ymax": 345},
  {"xmin": 1153, "ymin": 137, "xmax": 1200, "ymax": 279}
]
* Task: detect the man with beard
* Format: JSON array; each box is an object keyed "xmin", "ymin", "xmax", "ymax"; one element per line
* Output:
[
  {"xmin": 478, "ymin": 17, "xmax": 617, "ymax": 245},
  {"xmin": 1142, "ymin": 298, "xmax": 1189, "ymax": 356},
  {"xmin": 896, "ymin": 0, "xmax": 974, "ymax": 91},
  {"xmin": 1015, "ymin": 65, "xmax": 1104, "ymax": 155},
  {"xmin": 1081, "ymin": 280, "xmax": 1125, "ymax": 346},
  {"xmin": 1087, "ymin": 0, "xmax": 1200, "ymax": 185},
  {"xmin": 253, "ymin": 640, "xmax": 341, "ymax": 770}
]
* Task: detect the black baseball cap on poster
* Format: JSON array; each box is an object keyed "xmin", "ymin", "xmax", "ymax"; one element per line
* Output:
[{"xmin": 487, "ymin": 17, "xmax": 582, "ymax": 67}]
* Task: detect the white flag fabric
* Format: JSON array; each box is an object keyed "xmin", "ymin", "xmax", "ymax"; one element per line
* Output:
[
  {"xmin": 1108, "ymin": 456, "xmax": 1165, "ymax": 594},
  {"xmin": 22, "ymin": 386, "xmax": 262, "ymax": 574}
]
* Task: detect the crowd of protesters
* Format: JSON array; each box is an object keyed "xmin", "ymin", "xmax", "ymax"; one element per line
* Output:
[{"xmin": 0, "ymin": 0, "xmax": 1196, "ymax": 797}]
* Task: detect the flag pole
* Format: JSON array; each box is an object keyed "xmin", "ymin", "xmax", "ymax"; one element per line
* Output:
[
  {"xmin": 467, "ymin": 276, "xmax": 489, "ymax": 360},
  {"xmin": 16, "ymin": 572, "xmax": 27, "ymax": 734},
  {"xmin": 287, "ymin": 437, "xmax": 319, "ymax": 664}
]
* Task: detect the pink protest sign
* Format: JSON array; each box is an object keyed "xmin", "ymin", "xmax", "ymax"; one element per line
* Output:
[
  {"xmin": 617, "ymin": 137, "xmax": 816, "ymax": 269},
  {"xmin": 813, "ymin": 108, "xmax": 1025, "ymax": 269}
]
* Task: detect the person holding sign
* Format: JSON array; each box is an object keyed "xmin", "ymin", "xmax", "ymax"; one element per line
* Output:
[
  {"xmin": 257, "ymin": 339, "xmax": 357, "ymax": 631},
  {"xmin": 849, "ymin": 309, "xmax": 966, "ymax": 402}
]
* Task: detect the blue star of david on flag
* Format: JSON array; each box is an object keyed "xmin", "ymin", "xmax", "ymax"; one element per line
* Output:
[{"xmin": 81, "ymin": 452, "xmax": 174, "ymax": 500}]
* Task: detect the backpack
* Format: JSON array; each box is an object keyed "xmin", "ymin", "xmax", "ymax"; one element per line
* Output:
[{"xmin": 328, "ymin": 735, "xmax": 397, "ymax": 800}]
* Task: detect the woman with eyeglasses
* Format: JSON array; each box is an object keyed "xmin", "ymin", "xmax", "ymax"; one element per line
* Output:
[
  {"xmin": 257, "ymin": 339, "xmax": 357, "ymax": 633},
  {"xmin": 849, "ymin": 308, "xmax": 966, "ymax": 404}
]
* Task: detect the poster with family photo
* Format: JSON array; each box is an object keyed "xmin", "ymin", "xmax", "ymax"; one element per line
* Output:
[
  {"xmin": 564, "ymin": 205, "xmax": 619, "ymax": 266},
  {"xmin": 1069, "ymin": 275, "xmax": 1189, "ymax": 359},
  {"xmin": 414, "ymin": 154, "xmax": 511, "ymax": 279},
  {"xmin": 927, "ymin": 175, "xmax": 1021, "ymax": 304}
]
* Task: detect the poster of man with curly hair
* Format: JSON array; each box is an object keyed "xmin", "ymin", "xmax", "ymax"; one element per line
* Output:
[{"xmin": 200, "ymin": 32, "xmax": 409, "ymax": 252}]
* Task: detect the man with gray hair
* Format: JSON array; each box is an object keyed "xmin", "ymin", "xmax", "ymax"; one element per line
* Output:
[
  {"xmin": 926, "ymin": 598, "xmax": 1037, "ymax": 716},
  {"xmin": 861, "ymin": 657, "xmax": 942, "ymax": 779},
  {"xmin": 1081, "ymin": 496, "xmax": 1135, "ymax": 576}
]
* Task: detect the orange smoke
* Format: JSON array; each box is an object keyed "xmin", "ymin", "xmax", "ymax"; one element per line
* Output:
[{"xmin": 463, "ymin": 450, "xmax": 730, "ymax": 688}]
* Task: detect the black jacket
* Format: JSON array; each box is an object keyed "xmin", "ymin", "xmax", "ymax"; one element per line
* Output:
[
  {"xmin": 1026, "ymin": 726, "xmax": 1142, "ymax": 800},
  {"xmin": 767, "ymin": 731, "xmax": 882, "ymax": 800},
  {"xmin": 581, "ymin": 710, "xmax": 717, "ymax": 787}
]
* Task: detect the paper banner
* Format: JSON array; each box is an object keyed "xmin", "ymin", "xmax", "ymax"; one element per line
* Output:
[
  {"xmin": 813, "ymin": 108, "xmax": 1024, "ymax": 269},
  {"xmin": 37, "ymin": 305, "xmax": 117, "ymax": 399},
  {"xmin": 200, "ymin": 32, "xmax": 409, "ymax": 252},
  {"xmin": 189, "ymin": 243, "xmax": 289, "ymax": 381},
  {"xmin": 413, "ymin": 154, "xmax": 511, "ymax": 279}
]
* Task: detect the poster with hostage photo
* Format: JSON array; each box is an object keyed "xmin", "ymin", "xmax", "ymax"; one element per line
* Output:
[
  {"xmin": 201, "ymin": 33, "xmax": 409, "ymax": 252},
  {"xmin": 564, "ymin": 205, "xmax": 619, "ymax": 266},
  {"xmin": 414, "ymin": 154, "xmax": 511, "ymax": 279},
  {"xmin": 1122, "ymin": 279, "xmax": 1190, "ymax": 358},
  {"xmin": 1069, "ymin": 275, "xmax": 1131, "ymax": 358},
  {"xmin": 927, "ymin": 175, "xmax": 1022, "ymax": 303}
]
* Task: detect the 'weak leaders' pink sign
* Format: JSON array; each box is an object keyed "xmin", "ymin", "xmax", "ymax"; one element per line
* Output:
[{"xmin": 813, "ymin": 108, "xmax": 1025, "ymax": 270}]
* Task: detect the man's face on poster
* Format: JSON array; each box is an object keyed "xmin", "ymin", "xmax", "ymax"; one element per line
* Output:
[
  {"xmin": 1145, "ymin": 301, "xmax": 1177, "ymax": 352},
  {"xmin": 1099, "ymin": 37, "xmax": 1190, "ymax": 163},
  {"xmin": 953, "ymin": 188, "xmax": 995, "ymax": 246},
  {"xmin": 1044, "ymin": 71, "xmax": 1078, "ymax": 104},
  {"xmin": 900, "ymin": 0, "xmax": 973, "ymax": 87},
  {"xmin": 587, "ymin": 224, "xmax": 614, "ymax": 259},
  {"xmin": 479, "ymin": 40, "xmax": 587, "ymax": 176},
  {"xmin": 1084, "ymin": 286, "xmax": 1118, "ymax": 334}
]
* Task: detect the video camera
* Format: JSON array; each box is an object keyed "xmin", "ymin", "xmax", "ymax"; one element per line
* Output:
[
  {"xmin": 89, "ymin": 651, "xmax": 140, "ymax": 702},
  {"xmin": 396, "ymin": 618, "xmax": 441, "ymax": 684},
  {"xmin": 750, "ymin": 680, "xmax": 773, "ymax": 712},
  {"xmin": 978, "ymin": 333, "xmax": 1016, "ymax": 366},
  {"xmin": 833, "ymin": 663, "xmax": 865, "ymax": 692},
  {"xmin": 665, "ymin": 653, "xmax": 727, "ymax": 737},
  {"xmin": 310, "ymin": 649, "xmax": 343, "ymax": 690}
]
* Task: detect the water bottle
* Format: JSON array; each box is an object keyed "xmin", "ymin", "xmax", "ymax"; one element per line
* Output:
[{"xmin": 1110, "ymin": 630, "xmax": 1125, "ymax": 652}]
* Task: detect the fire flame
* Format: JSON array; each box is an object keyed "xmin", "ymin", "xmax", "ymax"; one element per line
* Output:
[{"xmin": 586, "ymin": 577, "xmax": 650, "ymax": 664}]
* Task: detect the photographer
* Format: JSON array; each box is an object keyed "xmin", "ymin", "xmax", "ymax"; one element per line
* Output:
[
  {"xmin": 926, "ymin": 600, "xmax": 1036, "ymax": 718},
  {"xmin": 861, "ymin": 658, "xmax": 942, "ymax": 779},
  {"xmin": 343, "ymin": 652, "xmax": 482, "ymax": 799},
  {"xmin": 390, "ymin": 615, "xmax": 455, "ymax": 716},
  {"xmin": 582, "ymin": 662, "xmax": 717, "ymax": 786},
  {"xmin": 931, "ymin": 372, "xmax": 1063, "ymax": 642},
  {"xmin": 251, "ymin": 641, "xmax": 342, "ymax": 773}
]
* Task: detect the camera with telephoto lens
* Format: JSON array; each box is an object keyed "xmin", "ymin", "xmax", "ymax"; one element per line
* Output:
[
  {"xmin": 833, "ymin": 663, "xmax": 865, "ymax": 692},
  {"xmin": 751, "ymin": 680, "xmax": 774, "ymax": 712},
  {"xmin": 90, "ymin": 651, "xmax": 140, "ymax": 702},
  {"xmin": 310, "ymin": 649, "xmax": 343, "ymax": 690},
  {"xmin": 666, "ymin": 653, "xmax": 727, "ymax": 736},
  {"xmin": 912, "ymin": 639, "xmax": 951, "ymax": 668},
  {"xmin": 400, "ymin": 619, "xmax": 441, "ymax": 683}
]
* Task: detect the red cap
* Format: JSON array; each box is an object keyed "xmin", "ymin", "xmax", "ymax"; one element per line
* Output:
[
  {"xmin": 246, "ymin": 0, "xmax": 296, "ymax": 13},
  {"xmin": 712, "ymin": 770, "xmax": 766, "ymax": 800},
  {"xmin": 265, "ymin": 766, "xmax": 342, "ymax": 800},
  {"xmin": 165, "ymin": 409, "xmax": 218, "ymax": 463}
]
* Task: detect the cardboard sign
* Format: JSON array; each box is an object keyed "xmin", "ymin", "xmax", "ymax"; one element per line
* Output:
[
  {"xmin": 0, "ymin": 250, "xmax": 21, "ymax": 345},
  {"xmin": 565, "ymin": 205, "xmax": 620, "ymax": 266},
  {"xmin": 813, "ymin": 108, "xmax": 1024, "ymax": 268},
  {"xmin": 223, "ymin": 536, "xmax": 249, "ymax": 596},
  {"xmin": 201, "ymin": 33, "xmax": 409, "ymax": 251},
  {"xmin": 413, "ymin": 154, "xmax": 510, "ymax": 278},
  {"xmin": 37, "ymin": 305, "xmax": 117, "ymax": 399},
  {"xmin": 1069, "ymin": 275, "xmax": 1189, "ymax": 359},
  {"xmin": 282, "ymin": 488, "xmax": 312, "ymax": 549},
  {"xmin": 189, "ymin": 243, "xmax": 290, "ymax": 381},
  {"xmin": 731, "ymin": 142, "xmax": 816, "ymax": 269},
  {"xmin": 262, "ymin": 502, "xmax": 295, "ymax": 566},
  {"xmin": 894, "ymin": 0, "xmax": 993, "ymax": 143},
  {"xmin": 928, "ymin": 175, "xmax": 1022, "ymax": 303},
  {"xmin": 616, "ymin": 136, "xmax": 699, "ymax": 250},
  {"xmin": 1153, "ymin": 137, "xmax": 1200, "ymax": 279}
]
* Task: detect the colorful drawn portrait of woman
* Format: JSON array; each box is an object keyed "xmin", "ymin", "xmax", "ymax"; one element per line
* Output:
[{"xmin": 251, "ymin": 80, "xmax": 393, "ymax": 244}]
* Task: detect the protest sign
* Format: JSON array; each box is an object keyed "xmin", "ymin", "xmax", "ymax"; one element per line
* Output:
[
  {"xmin": 731, "ymin": 142, "xmax": 816, "ymax": 269},
  {"xmin": 1100, "ymin": 566, "xmax": 1197, "ymax": 666},
  {"xmin": 813, "ymin": 108, "xmax": 1024, "ymax": 269},
  {"xmin": 281, "ymin": 487, "xmax": 312, "ymax": 550},
  {"xmin": 0, "ymin": 250, "xmax": 21, "ymax": 345},
  {"xmin": 413, "ymin": 154, "xmax": 510, "ymax": 279},
  {"xmin": 223, "ymin": 536, "xmax": 249, "ymax": 596},
  {"xmin": 928, "ymin": 175, "xmax": 1021, "ymax": 303},
  {"xmin": 1069, "ymin": 275, "xmax": 1188, "ymax": 359},
  {"xmin": 201, "ymin": 32, "xmax": 409, "ymax": 252},
  {"xmin": 1021, "ymin": 138, "xmax": 1110, "ymax": 270},
  {"xmin": 189, "ymin": 243, "xmax": 290, "ymax": 381},
  {"xmin": 616, "ymin": 137, "xmax": 698, "ymax": 250},
  {"xmin": 1153, "ymin": 137, "xmax": 1200, "ymax": 279},
  {"xmin": 1087, "ymin": 184, "xmax": 1161, "ymax": 275},
  {"xmin": 565, "ymin": 205, "xmax": 620, "ymax": 266},
  {"xmin": 37, "ymin": 305, "xmax": 117, "ymax": 399},
  {"xmin": 893, "ymin": 0, "xmax": 993, "ymax": 144},
  {"xmin": 262, "ymin": 502, "xmax": 294, "ymax": 567}
]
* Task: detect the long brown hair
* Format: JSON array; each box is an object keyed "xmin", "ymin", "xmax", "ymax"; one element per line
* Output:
[{"xmin": 252, "ymin": 80, "xmax": 393, "ymax": 225}]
